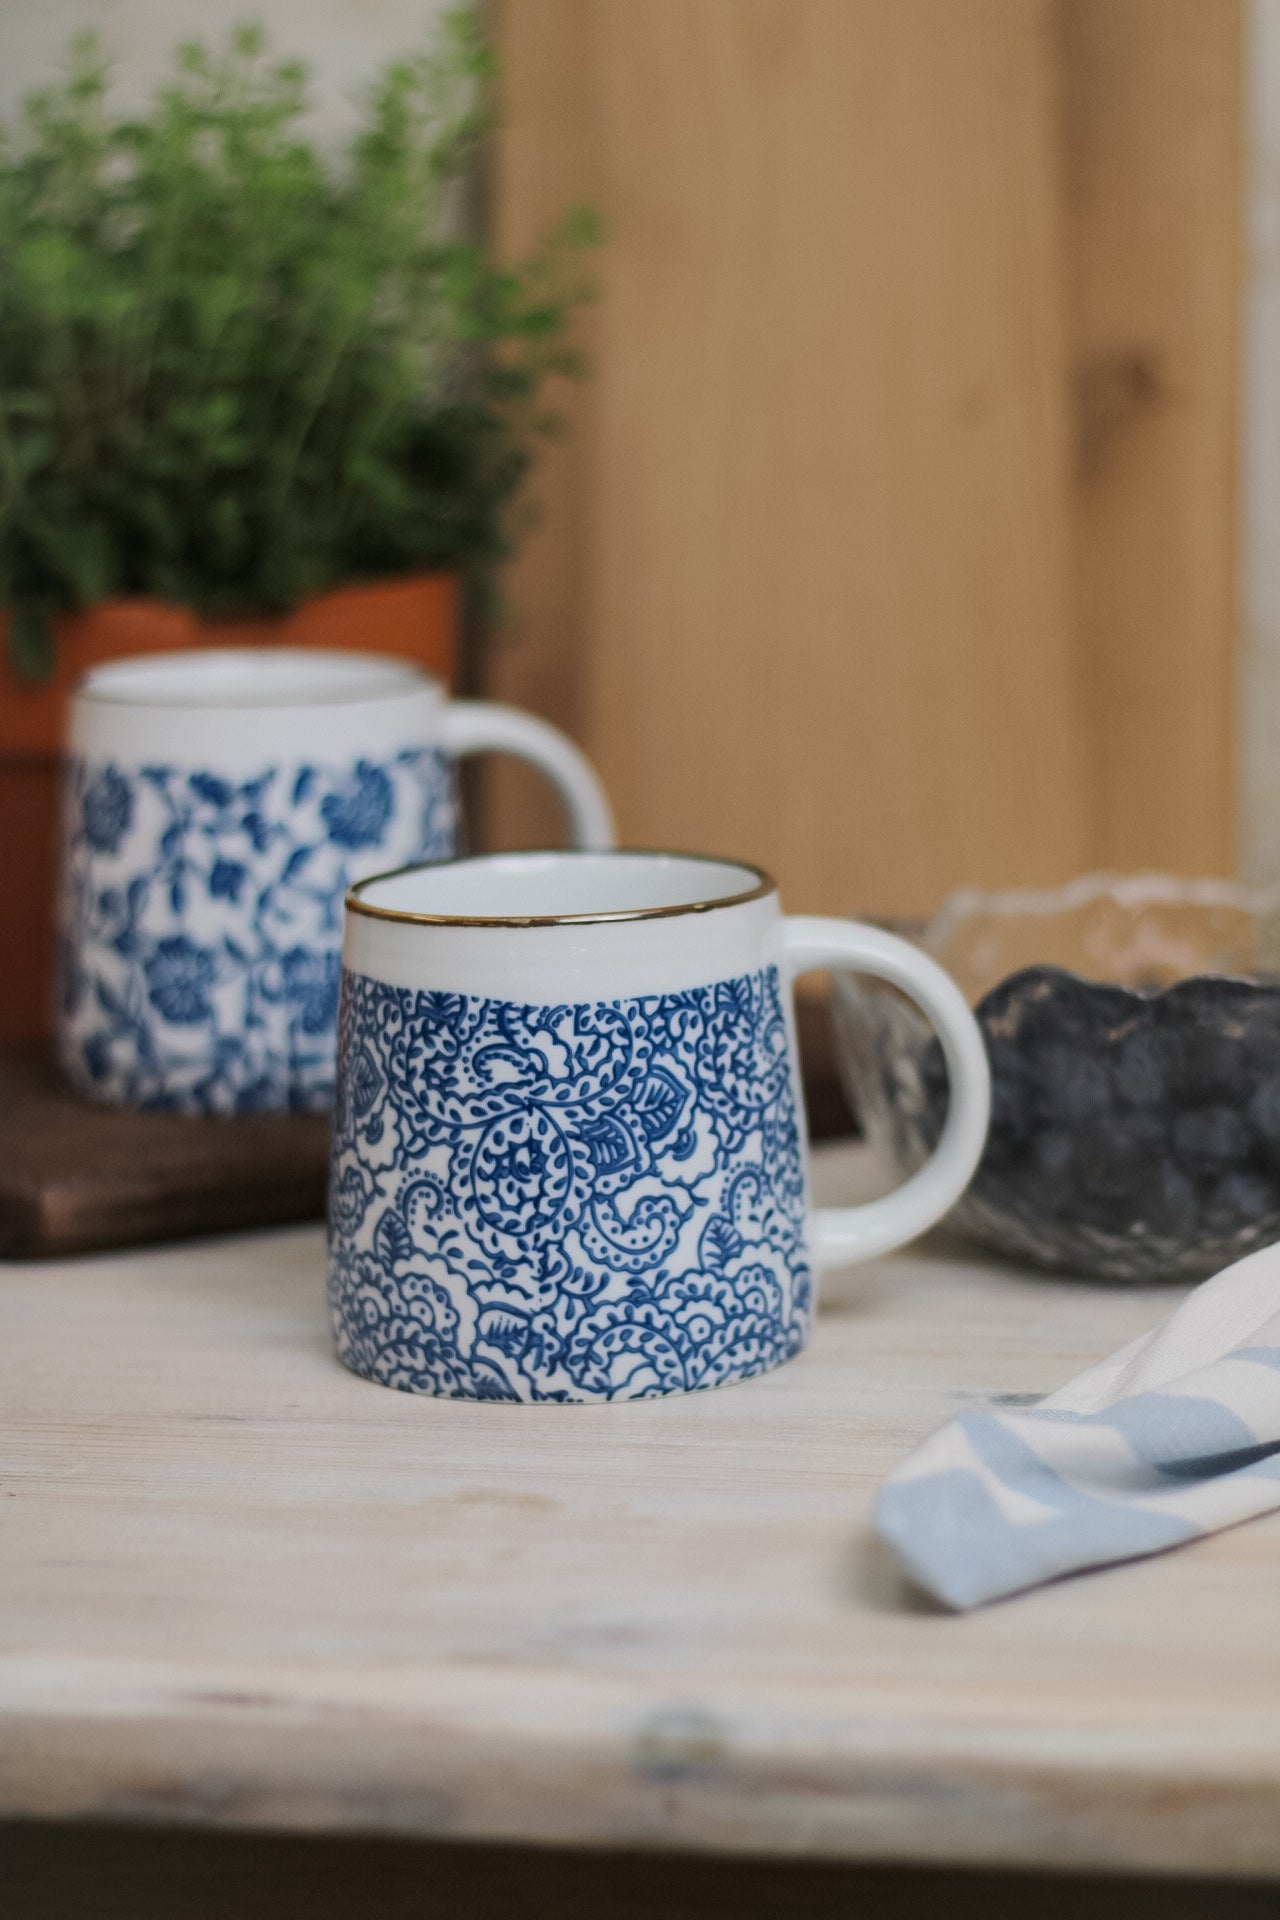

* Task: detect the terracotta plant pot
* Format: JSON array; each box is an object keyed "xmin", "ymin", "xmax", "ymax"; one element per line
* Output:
[{"xmin": 0, "ymin": 574, "xmax": 459, "ymax": 1043}]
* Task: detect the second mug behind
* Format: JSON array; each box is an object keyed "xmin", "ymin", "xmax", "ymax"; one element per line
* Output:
[{"xmin": 57, "ymin": 649, "xmax": 613, "ymax": 1113}]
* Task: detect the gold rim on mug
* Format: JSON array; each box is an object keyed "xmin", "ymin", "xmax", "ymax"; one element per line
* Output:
[{"xmin": 344, "ymin": 848, "xmax": 776, "ymax": 929}]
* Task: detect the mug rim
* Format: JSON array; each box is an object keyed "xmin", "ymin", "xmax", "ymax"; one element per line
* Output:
[
  {"xmin": 75, "ymin": 647, "xmax": 437, "ymax": 711},
  {"xmin": 345, "ymin": 849, "xmax": 775, "ymax": 929}
]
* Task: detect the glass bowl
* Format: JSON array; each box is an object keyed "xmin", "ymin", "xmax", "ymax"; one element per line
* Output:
[{"xmin": 832, "ymin": 874, "xmax": 1280, "ymax": 1281}]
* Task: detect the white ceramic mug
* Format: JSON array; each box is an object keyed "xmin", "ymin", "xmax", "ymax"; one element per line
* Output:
[
  {"xmin": 57, "ymin": 650, "xmax": 614, "ymax": 1113},
  {"xmin": 328, "ymin": 850, "xmax": 991, "ymax": 1402}
]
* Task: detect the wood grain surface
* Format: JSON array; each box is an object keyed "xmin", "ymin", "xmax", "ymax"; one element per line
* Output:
[
  {"xmin": 2, "ymin": 1145, "xmax": 1279, "ymax": 1881},
  {"xmin": 486, "ymin": 1, "xmax": 1243, "ymax": 909}
]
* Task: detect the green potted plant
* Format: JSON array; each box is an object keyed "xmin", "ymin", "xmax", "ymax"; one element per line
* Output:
[{"xmin": 0, "ymin": 9, "xmax": 596, "ymax": 1039}]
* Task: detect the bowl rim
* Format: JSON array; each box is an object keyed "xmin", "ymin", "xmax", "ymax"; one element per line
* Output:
[{"xmin": 924, "ymin": 870, "xmax": 1280, "ymax": 957}]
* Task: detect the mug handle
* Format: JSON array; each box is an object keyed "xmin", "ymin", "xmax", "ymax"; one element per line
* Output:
[
  {"xmin": 439, "ymin": 702, "xmax": 616, "ymax": 851},
  {"xmin": 781, "ymin": 916, "xmax": 991, "ymax": 1270}
]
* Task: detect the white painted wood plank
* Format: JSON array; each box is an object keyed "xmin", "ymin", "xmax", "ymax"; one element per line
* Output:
[{"xmin": 1, "ymin": 1147, "xmax": 1278, "ymax": 1877}]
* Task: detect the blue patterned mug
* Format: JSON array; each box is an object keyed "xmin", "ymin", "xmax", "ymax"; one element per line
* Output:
[
  {"xmin": 57, "ymin": 650, "xmax": 613, "ymax": 1113},
  {"xmin": 328, "ymin": 850, "xmax": 991, "ymax": 1403}
]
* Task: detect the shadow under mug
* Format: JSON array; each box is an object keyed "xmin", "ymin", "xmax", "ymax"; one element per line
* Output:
[
  {"xmin": 57, "ymin": 650, "xmax": 614, "ymax": 1114},
  {"xmin": 328, "ymin": 849, "xmax": 991, "ymax": 1404}
]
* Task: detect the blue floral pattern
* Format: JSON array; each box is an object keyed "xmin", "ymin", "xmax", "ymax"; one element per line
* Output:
[
  {"xmin": 143, "ymin": 934, "xmax": 217, "ymax": 1025},
  {"xmin": 58, "ymin": 749, "xmax": 457, "ymax": 1112},
  {"xmin": 319, "ymin": 763, "xmax": 395, "ymax": 849},
  {"xmin": 80, "ymin": 766, "xmax": 133, "ymax": 852},
  {"xmin": 327, "ymin": 966, "xmax": 811, "ymax": 1402}
]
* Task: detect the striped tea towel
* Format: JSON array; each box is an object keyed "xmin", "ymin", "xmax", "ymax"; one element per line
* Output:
[{"xmin": 876, "ymin": 1242, "xmax": 1280, "ymax": 1609}]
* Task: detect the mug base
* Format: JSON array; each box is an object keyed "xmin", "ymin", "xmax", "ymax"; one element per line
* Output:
[{"xmin": 329, "ymin": 1334, "xmax": 810, "ymax": 1405}]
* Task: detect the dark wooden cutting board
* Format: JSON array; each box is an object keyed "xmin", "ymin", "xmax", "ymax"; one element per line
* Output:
[
  {"xmin": 0, "ymin": 999, "xmax": 853, "ymax": 1260},
  {"xmin": 0, "ymin": 1047, "xmax": 332, "ymax": 1260}
]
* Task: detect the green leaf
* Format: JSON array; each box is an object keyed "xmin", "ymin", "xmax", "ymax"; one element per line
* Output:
[
  {"xmin": 13, "ymin": 430, "xmax": 53, "ymax": 477},
  {"xmin": 0, "ymin": 390, "xmax": 53, "ymax": 420},
  {"xmin": 42, "ymin": 518, "xmax": 112, "ymax": 603},
  {"xmin": 15, "ymin": 232, "xmax": 76, "ymax": 287}
]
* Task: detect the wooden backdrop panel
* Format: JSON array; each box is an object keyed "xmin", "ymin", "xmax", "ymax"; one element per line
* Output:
[
  {"xmin": 488, "ymin": 0, "xmax": 1242, "ymax": 915},
  {"xmin": 483, "ymin": 0, "xmax": 601, "ymax": 856},
  {"xmin": 1063, "ymin": 0, "xmax": 1242, "ymax": 877}
]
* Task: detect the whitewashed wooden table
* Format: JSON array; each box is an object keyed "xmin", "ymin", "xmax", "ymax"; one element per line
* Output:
[{"xmin": 2, "ymin": 1146, "xmax": 1279, "ymax": 1897}]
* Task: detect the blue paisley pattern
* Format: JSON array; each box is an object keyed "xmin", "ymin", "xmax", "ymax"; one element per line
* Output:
[
  {"xmin": 58, "ymin": 750, "xmax": 457, "ymax": 1113},
  {"xmin": 327, "ymin": 966, "xmax": 811, "ymax": 1402}
]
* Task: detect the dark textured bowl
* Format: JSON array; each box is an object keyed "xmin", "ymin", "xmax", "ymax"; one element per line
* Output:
[{"xmin": 833, "ymin": 877, "xmax": 1280, "ymax": 1281}]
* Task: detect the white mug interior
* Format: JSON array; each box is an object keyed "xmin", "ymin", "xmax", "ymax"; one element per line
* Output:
[
  {"xmin": 345, "ymin": 851, "xmax": 780, "ymax": 1003},
  {"xmin": 76, "ymin": 647, "xmax": 432, "ymax": 708},
  {"xmin": 70, "ymin": 648, "xmax": 445, "ymax": 768},
  {"xmin": 352, "ymin": 849, "xmax": 768, "ymax": 922}
]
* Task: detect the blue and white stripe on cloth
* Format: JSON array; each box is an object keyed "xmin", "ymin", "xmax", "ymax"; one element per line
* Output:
[{"xmin": 876, "ymin": 1243, "xmax": 1280, "ymax": 1609}]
